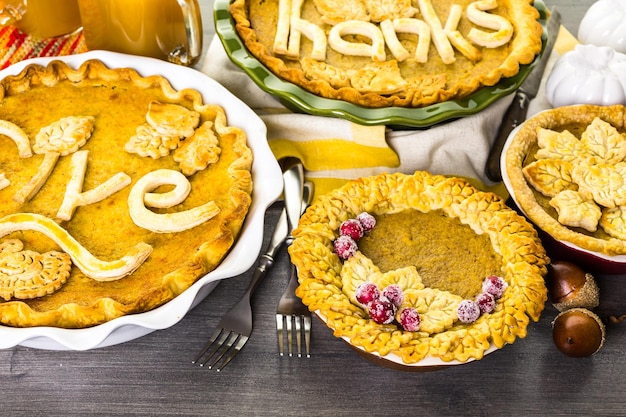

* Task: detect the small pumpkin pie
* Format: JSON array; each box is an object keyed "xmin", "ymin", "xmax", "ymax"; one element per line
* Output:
[
  {"xmin": 0, "ymin": 59, "xmax": 253, "ymax": 328},
  {"xmin": 289, "ymin": 171, "xmax": 548, "ymax": 364},
  {"xmin": 230, "ymin": 0, "xmax": 544, "ymax": 108},
  {"xmin": 505, "ymin": 104, "xmax": 626, "ymax": 257}
]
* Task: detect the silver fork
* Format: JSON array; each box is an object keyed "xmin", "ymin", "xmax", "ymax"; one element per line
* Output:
[
  {"xmin": 276, "ymin": 180, "xmax": 313, "ymax": 357},
  {"xmin": 276, "ymin": 264, "xmax": 312, "ymax": 357},
  {"xmin": 191, "ymin": 162, "xmax": 303, "ymax": 371}
]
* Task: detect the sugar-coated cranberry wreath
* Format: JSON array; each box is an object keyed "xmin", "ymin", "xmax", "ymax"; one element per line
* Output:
[{"xmin": 289, "ymin": 171, "xmax": 549, "ymax": 364}]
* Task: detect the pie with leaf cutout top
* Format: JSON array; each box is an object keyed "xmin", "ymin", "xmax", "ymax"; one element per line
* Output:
[{"xmin": 505, "ymin": 104, "xmax": 626, "ymax": 257}]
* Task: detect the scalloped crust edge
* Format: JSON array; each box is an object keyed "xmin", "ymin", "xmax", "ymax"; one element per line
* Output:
[{"xmin": 0, "ymin": 59, "xmax": 253, "ymax": 328}]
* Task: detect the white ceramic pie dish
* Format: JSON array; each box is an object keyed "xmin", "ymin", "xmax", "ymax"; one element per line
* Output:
[
  {"xmin": 0, "ymin": 51, "xmax": 283, "ymax": 350},
  {"xmin": 315, "ymin": 310, "xmax": 497, "ymax": 371}
]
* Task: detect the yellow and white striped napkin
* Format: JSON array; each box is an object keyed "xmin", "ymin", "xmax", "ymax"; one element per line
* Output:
[{"xmin": 201, "ymin": 29, "xmax": 577, "ymax": 198}]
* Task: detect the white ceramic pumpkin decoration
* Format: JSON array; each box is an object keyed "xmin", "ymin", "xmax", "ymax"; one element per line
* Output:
[
  {"xmin": 545, "ymin": 44, "xmax": 626, "ymax": 107},
  {"xmin": 578, "ymin": 0, "xmax": 626, "ymax": 53}
]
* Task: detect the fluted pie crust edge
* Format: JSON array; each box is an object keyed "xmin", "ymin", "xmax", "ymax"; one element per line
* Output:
[
  {"xmin": 230, "ymin": 0, "xmax": 544, "ymax": 108},
  {"xmin": 0, "ymin": 59, "xmax": 253, "ymax": 328}
]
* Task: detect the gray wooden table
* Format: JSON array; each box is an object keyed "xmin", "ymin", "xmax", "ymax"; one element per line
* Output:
[{"xmin": 5, "ymin": 1, "xmax": 624, "ymax": 416}]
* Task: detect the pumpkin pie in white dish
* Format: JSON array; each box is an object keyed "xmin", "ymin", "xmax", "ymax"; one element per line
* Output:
[
  {"xmin": 0, "ymin": 56, "xmax": 256, "ymax": 329},
  {"xmin": 289, "ymin": 171, "xmax": 548, "ymax": 365},
  {"xmin": 230, "ymin": 0, "xmax": 544, "ymax": 108}
]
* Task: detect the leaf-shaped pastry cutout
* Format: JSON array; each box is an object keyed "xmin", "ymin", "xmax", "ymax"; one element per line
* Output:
[
  {"xmin": 488, "ymin": 306, "xmax": 529, "ymax": 348},
  {"xmin": 451, "ymin": 190, "xmax": 509, "ymax": 234},
  {"xmin": 173, "ymin": 121, "xmax": 221, "ymax": 176},
  {"xmin": 522, "ymin": 159, "xmax": 577, "ymax": 197},
  {"xmin": 535, "ymin": 127, "xmax": 581, "ymax": 162},
  {"xmin": 549, "ymin": 190, "xmax": 602, "ymax": 232},
  {"xmin": 125, "ymin": 123, "xmax": 181, "ymax": 159},
  {"xmin": 572, "ymin": 162, "xmax": 626, "ymax": 208},
  {"xmin": 580, "ymin": 117, "xmax": 626, "ymax": 164},
  {"xmin": 600, "ymin": 206, "xmax": 626, "ymax": 240},
  {"xmin": 346, "ymin": 61, "xmax": 407, "ymax": 94},
  {"xmin": 146, "ymin": 101, "xmax": 200, "ymax": 138},
  {"xmin": 341, "ymin": 252, "xmax": 378, "ymax": 302},
  {"xmin": 33, "ymin": 116, "xmax": 95, "ymax": 156},
  {"xmin": 398, "ymin": 288, "xmax": 463, "ymax": 334},
  {"xmin": 364, "ymin": 0, "xmax": 418, "ymax": 21},
  {"xmin": 341, "ymin": 251, "xmax": 424, "ymax": 305},
  {"xmin": 375, "ymin": 266, "xmax": 424, "ymax": 291},
  {"xmin": 301, "ymin": 59, "xmax": 351, "ymax": 89},
  {"xmin": 0, "ymin": 238, "xmax": 72, "ymax": 301},
  {"xmin": 313, "ymin": 0, "xmax": 368, "ymax": 25}
]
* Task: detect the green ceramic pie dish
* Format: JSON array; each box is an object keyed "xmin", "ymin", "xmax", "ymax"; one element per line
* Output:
[{"xmin": 214, "ymin": 0, "xmax": 549, "ymax": 129}]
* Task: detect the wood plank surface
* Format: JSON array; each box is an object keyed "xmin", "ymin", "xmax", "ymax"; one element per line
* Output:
[{"xmin": 3, "ymin": 1, "xmax": 622, "ymax": 416}]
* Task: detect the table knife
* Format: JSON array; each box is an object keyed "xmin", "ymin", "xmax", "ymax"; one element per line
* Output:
[
  {"xmin": 245, "ymin": 162, "xmax": 303, "ymax": 294},
  {"xmin": 282, "ymin": 159, "xmax": 304, "ymax": 240},
  {"xmin": 485, "ymin": 8, "xmax": 562, "ymax": 182}
]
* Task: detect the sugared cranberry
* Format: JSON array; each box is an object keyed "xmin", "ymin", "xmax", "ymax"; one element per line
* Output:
[
  {"xmin": 382, "ymin": 284, "xmax": 404, "ymax": 307},
  {"xmin": 482, "ymin": 275, "xmax": 508, "ymax": 299},
  {"xmin": 357, "ymin": 212, "xmax": 376, "ymax": 232},
  {"xmin": 355, "ymin": 282, "xmax": 380, "ymax": 306},
  {"xmin": 333, "ymin": 235, "xmax": 358, "ymax": 260},
  {"xmin": 340, "ymin": 218, "xmax": 364, "ymax": 240},
  {"xmin": 399, "ymin": 307, "xmax": 421, "ymax": 331},
  {"xmin": 475, "ymin": 292, "xmax": 496, "ymax": 314},
  {"xmin": 457, "ymin": 300, "xmax": 481, "ymax": 323},
  {"xmin": 368, "ymin": 296, "xmax": 396, "ymax": 324}
]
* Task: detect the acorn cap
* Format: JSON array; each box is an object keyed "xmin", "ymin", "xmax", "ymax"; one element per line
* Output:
[
  {"xmin": 552, "ymin": 272, "xmax": 600, "ymax": 312},
  {"xmin": 552, "ymin": 308, "xmax": 606, "ymax": 358},
  {"xmin": 547, "ymin": 261, "xmax": 600, "ymax": 312}
]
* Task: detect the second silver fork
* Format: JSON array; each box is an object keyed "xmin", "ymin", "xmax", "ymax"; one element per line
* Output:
[{"xmin": 276, "ymin": 175, "xmax": 313, "ymax": 357}]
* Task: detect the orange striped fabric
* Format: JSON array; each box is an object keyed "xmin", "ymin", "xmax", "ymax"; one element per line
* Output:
[{"xmin": 0, "ymin": 25, "xmax": 87, "ymax": 70}]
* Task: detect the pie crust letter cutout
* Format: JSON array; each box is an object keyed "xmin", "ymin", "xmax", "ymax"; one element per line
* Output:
[
  {"xmin": 0, "ymin": 213, "xmax": 153, "ymax": 282},
  {"xmin": 329, "ymin": 21, "xmax": 387, "ymax": 61},
  {"xmin": 466, "ymin": 0, "xmax": 514, "ymax": 48},
  {"xmin": 0, "ymin": 119, "xmax": 32, "ymax": 158},
  {"xmin": 13, "ymin": 153, "xmax": 60, "ymax": 204},
  {"xmin": 57, "ymin": 150, "xmax": 132, "ymax": 221},
  {"xmin": 128, "ymin": 169, "xmax": 220, "ymax": 233}
]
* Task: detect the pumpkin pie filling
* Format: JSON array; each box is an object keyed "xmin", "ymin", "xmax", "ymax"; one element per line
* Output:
[{"xmin": 358, "ymin": 210, "xmax": 502, "ymax": 300}]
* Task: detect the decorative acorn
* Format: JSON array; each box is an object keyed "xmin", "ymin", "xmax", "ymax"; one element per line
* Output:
[
  {"xmin": 552, "ymin": 308, "xmax": 606, "ymax": 357},
  {"xmin": 546, "ymin": 261, "xmax": 600, "ymax": 312}
]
